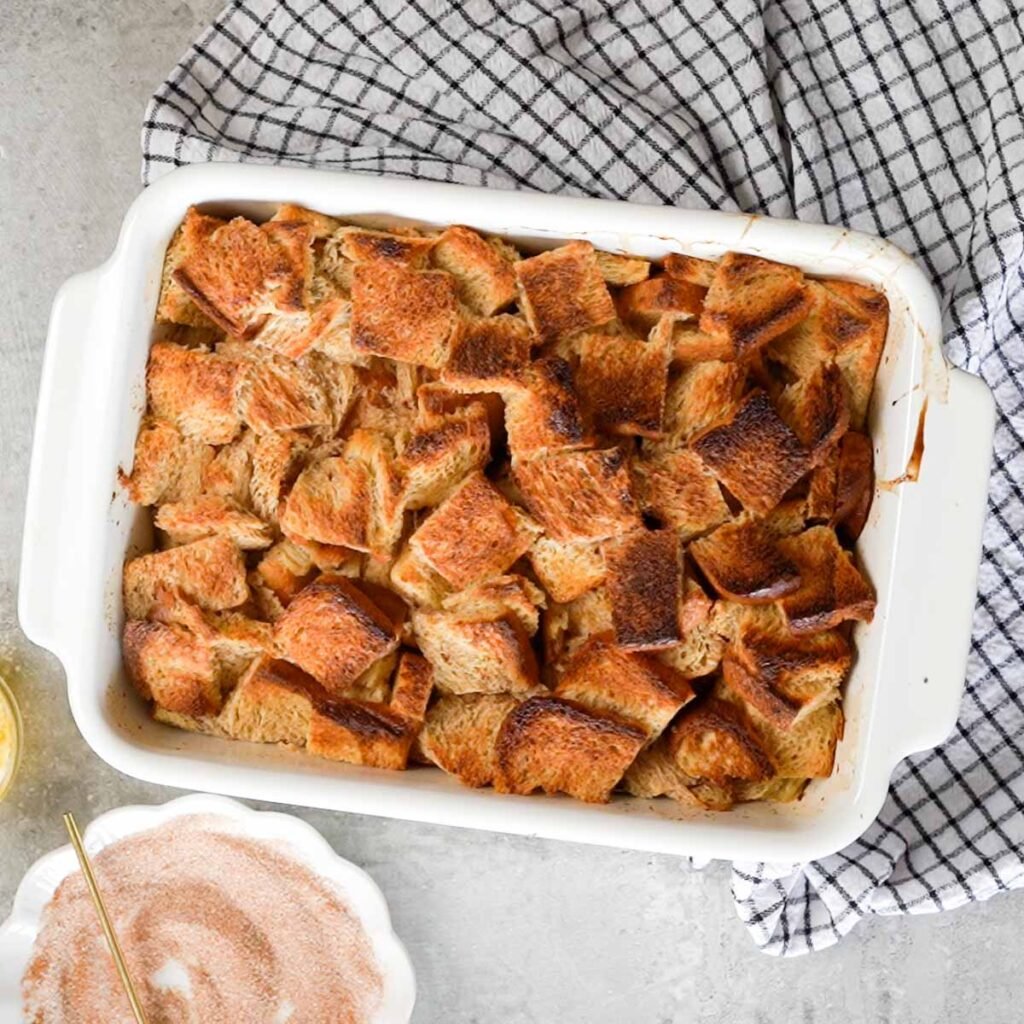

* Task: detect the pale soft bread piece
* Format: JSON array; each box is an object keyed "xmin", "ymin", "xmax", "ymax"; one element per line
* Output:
[
  {"xmin": 152, "ymin": 706, "xmax": 226, "ymax": 738},
  {"xmin": 441, "ymin": 575, "xmax": 546, "ymax": 636},
  {"xmin": 351, "ymin": 262, "xmax": 459, "ymax": 368},
  {"xmin": 432, "ymin": 225, "xmax": 518, "ymax": 315},
  {"xmin": 343, "ymin": 650, "xmax": 400, "ymax": 704},
  {"xmin": 123, "ymin": 619, "xmax": 220, "ymax": 716},
  {"xmin": 514, "ymin": 447, "xmax": 640, "ymax": 542},
  {"xmin": 699, "ymin": 252, "xmax": 811, "ymax": 358},
  {"xmin": 593, "ymin": 250, "xmax": 651, "ymax": 286},
  {"xmin": 494, "ymin": 696, "xmax": 646, "ymax": 803},
  {"xmin": 622, "ymin": 740, "xmax": 706, "ymax": 807},
  {"xmin": 409, "ymin": 472, "xmax": 541, "ymax": 589},
  {"xmin": 120, "ymin": 418, "xmax": 213, "ymax": 506},
  {"xmin": 656, "ymin": 598, "xmax": 738, "ymax": 682},
  {"xmin": 307, "ymin": 698, "xmax": 415, "ymax": 769},
  {"xmin": 441, "ymin": 314, "xmax": 531, "ymax": 391},
  {"xmin": 503, "ymin": 355, "xmax": 590, "ymax": 459},
  {"xmin": 335, "ymin": 225, "xmax": 435, "ymax": 267},
  {"xmin": 389, "ymin": 544, "xmax": 451, "ymax": 608},
  {"xmin": 390, "ymin": 652, "xmax": 435, "ymax": 725},
  {"xmin": 124, "ymin": 536, "xmax": 248, "ymax": 619},
  {"xmin": 667, "ymin": 697, "xmax": 774, "ymax": 786},
  {"xmin": 419, "ymin": 692, "xmax": 520, "ymax": 786},
  {"xmin": 527, "ymin": 535, "xmax": 606, "ymax": 603},
  {"xmin": 650, "ymin": 316, "xmax": 733, "ymax": 365},
  {"xmin": 273, "ymin": 576, "xmax": 400, "ymax": 694},
  {"xmin": 603, "ymin": 530, "xmax": 683, "ymax": 650},
  {"xmin": 616, "ymin": 270, "xmax": 706, "ymax": 330},
  {"xmin": 630, "ymin": 450, "xmax": 729, "ymax": 540},
  {"xmin": 555, "ymin": 636, "xmax": 694, "ymax": 739},
  {"xmin": 156, "ymin": 208, "xmax": 225, "ymax": 328},
  {"xmin": 693, "ymin": 390, "xmax": 811, "ymax": 515},
  {"xmin": 658, "ymin": 360, "xmax": 747, "ymax": 449},
  {"xmin": 200, "ymin": 432, "xmax": 254, "ymax": 506},
  {"xmin": 514, "ymin": 241, "xmax": 616, "ymax": 345},
  {"xmin": 775, "ymin": 360, "xmax": 849, "ymax": 464},
  {"xmin": 219, "ymin": 656, "xmax": 325, "ymax": 746},
  {"xmin": 146, "ymin": 341, "xmax": 244, "ymax": 445},
  {"xmin": 155, "ymin": 496, "xmax": 272, "ymax": 550}
]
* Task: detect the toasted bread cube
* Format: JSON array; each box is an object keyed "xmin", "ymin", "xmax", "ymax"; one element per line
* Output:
[
  {"xmin": 200, "ymin": 433, "xmax": 254, "ymax": 506},
  {"xmin": 389, "ymin": 544, "xmax": 451, "ymax": 608},
  {"xmin": 514, "ymin": 448, "xmax": 640, "ymax": 542},
  {"xmin": 622, "ymin": 741, "xmax": 706, "ymax": 807},
  {"xmin": 340, "ymin": 428, "xmax": 406, "ymax": 560},
  {"xmin": 515, "ymin": 241, "xmax": 616, "ymax": 345},
  {"xmin": 527, "ymin": 535, "xmax": 606, "ymax": 603},
  {"xmin": 722, "ymin": 607, "xmax": 851, "ymax": 730},
  {"xmin": 274, "ymin": 576, "xmax": 400, "ymax": 693},
  {"xmin": 307, "ymin": 698, "xmax": 415, "ymax": 768},
  {"xmin": 659, "ymin": 360, "xmax": 747, "ymax": 448},
  {"xmin": 237, "ymin": 352, "xmax": 332, "ymax": 434},
  {"xmin": 699, "ymin": 252, "xmax": 811, "ymax": 358},
  {"xmin": 419, "ymin": 692, "xmax": 520, "ymax": 786},
  {"xmin": 146, "ymin": 341, "xmax": 243, "ymax": 445},
  {"xmin": 218, "ymin": 656, "xmax": 324, "ymax": 745},
  {"xmin": 390, "ymin": 652, "xmax": 434, "ymax": 725},
  {"xmin": 775, "ymin": 360, "xmax": 849, "ymax": 463},
  {"xmin": 432, "ymin": 226, "xmax": 518, "ymax": 315},
  {"xmin": 205, "ymin": 610, "xmax": 275, "ymax": 682},
  {"xmin": 157, "ymin": 208, "xmax": 226, "ymax": 328},
  {"xmin": 351, "ymin": 262, "xmax": 459, "ymax": 368},
  {"xmin": 667, "ymin": 697, "xmax": 774, "ymax": 785},
  {"xmin": 656, "ymin": 599, "xmax": 735, "ymax": 679},
  {"xmin": 555, "ymin": 637, "xmax": 694, "ymax": 739},
  {"xmin": 690, "ymin": 515, "xmax": 802, "ymax": 604},
  {"xmin": 777, "ymin": 526, "xmax": 876, "ymax": 633},
  {"xmin": 335, "ymin": 225, "xmax": 435, "ymax": 267},
  {"xmin": 124, "ymin": 536, "xmax": 248, "ymax": 619},
  {"xmin": 441, "ymin": 315, "xmax": 531, "ymax": 391},
  {"xmin": 155, "ymin": 496, "xmax": 272, "ymax": 550},
  {"xmin": 409, "ymin": 472, "xmax": 540, "ymax": 589},
  {"xmin": 833, "ymin": 431, "xmax": 874, "ymax": 540},
  {"xmin": 249, "ymin": 430, "xmax": 311, "ymax": 522},
  {"xmin": 650, "ymin": 316, "xmax": 733, "ymax": 365},
  {"xmin": 343, "ymin": 650, "xmax": 400, "ymax": 704},
  {"xmin": 412, "ymin": 608, "xmax": 540, "ymax": 696},
  {"xmin": 398, "ymin": 405, "xmax": 491, "ymax": 509},
  {"xmin": 279, "ymin": 454, "xmax": 372, "ymax": 552},
  {"xmin": 271, "ymin": 203, "xmax": 342, "ymax": 238},
  {"xmin": 576, "ymin": 331, "xmax": 670, "ymax": 438},
  {"xmin": 495, "ymin": 696, "xmax": 646, "ymax": 802},
  {"xmin": 441, "ymin": 574, "xmax": 546, "ymax": 637},
  {"xmin": 806, "ymin": 445, "xmax": 839, "ymax": 522},
  {"xmin": 603, "ymin": 530, "xmax": 683, "ymax": 650},
  {"xmin": 630, "ymin": 450, "xmax": 730, "ymax": 539},
  {"xmin": 503, "ymin": 355, "xmax": 590, "ymax": 459},
  {"xmin": 123, "ymin": 619, "xmax": 219, "ymax": 715},
  {"xmin": 663, "ymin": 253, "xmax": 717, "ymax": 287},
  {"xmin": 693, "ymin": 390, "xmax": 811, "ymax": 515},
  {"xmin": 617, "ymin": 271, "xmax": 706, "ymax": 330},
  {"xmin": 593, "ymin": 249, "xmax": 651, "ymax": 287},
  {"xmin": 120, "ymin": 418, "xmax": 213, "ymax": 506}
]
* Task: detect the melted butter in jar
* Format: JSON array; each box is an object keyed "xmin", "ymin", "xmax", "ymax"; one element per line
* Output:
[{"xmin": 0, "ymin": 675, "xmax": 21, "ymax": 800}]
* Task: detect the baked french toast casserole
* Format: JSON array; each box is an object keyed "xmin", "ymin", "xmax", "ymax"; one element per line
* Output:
[{"xmin": 119, "ymin": 203, "xmax": 883, "ymax": 811}]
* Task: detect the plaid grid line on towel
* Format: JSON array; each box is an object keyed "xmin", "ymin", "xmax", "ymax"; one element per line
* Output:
[{"xmin": 141, "ymin": 0, "xmax": 1024, "ymax": 955}]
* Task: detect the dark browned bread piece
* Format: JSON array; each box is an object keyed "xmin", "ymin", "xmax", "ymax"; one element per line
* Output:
[
  {"xmin": 419, "ymin": 692, "xmax": 520, "ymax": 786},
  {"xmin": 124, "ymin": 619, "xmax": 220, "ymax": 716},
  {"xmin": 307, "ymin": 698, "xmax": 415, "ymax": 768},
  {"xmin": 775, "ymin": 361, "xmax": 849, "ymax": 464},
  {"xmin": 156, "ymin": 207, "xmax": 225, "ymax": 327},
  {"xmin": 494, "ymin": 696, "xmax": 646, "ymax": 802},
  {"xmin": 576, "ymin": 330, "xmax": 670, "ymax": 438},
  {"xmin": 431, "ymin": 225, "xmax": 518, "ymax": 314},
  {"xmin": 833, "ymin": 431, "xmax": 874, "ymax": 540},
  {"xmin": 514, "ymin": 447, "xmax": 640, "ymax": 542},
  {"xmin": 777, "ymin": 526, "xmax": 876, "ymax": 633},
  {"xmin": 514, "ymin": 241, "xmax": 616, "ymax": 345},
  {"xmin": 630, "ymin": 449, "xmax": 730, "ymax": 539},
  {"xmin": 503, "ymin": 355, "xmax": 590, "ymax": 459},
  {"xmin": 603, "ymin": 529, "xmax": 684, "ymax": 650},
  {"xmin": 120, "ymin": 418, "xmax": 213, "ymax": 506},
  {"xmin": 667, "ymin": 697, "xmax": 774, "ymax": 786},
  {"xmin": 350, "ymin": 261, "xmax": 459, "ymax": 367},
  {"xmin": 692, "ymin": 390, "xmax": 811, "ymax": 515},
  {"xmin": 689, "ymin": 515, "xmax": 802, "ymax": 604},
  {"xmin": 658, "ymin": 360, "xmax": 747, "ymax": 448},
  {"xmin": 527, "ymin": 535, "xmax": 606, "ymax": 603},
  {"xmin": 699, "ymin": 252, "xmax": 811, "ymax": 358},
  {"xmin": 617, "ymin": 271, "xmax": 707, "ymax": 330},
  {"xmin": 155, "ymin": 496, "xmax": 272, "ymax": 551},
  {"xmin": 662, "ymin": 253, "xmax": 717, "ymax": 287},
  {"xmin": 335, "ymin": 225, "xmax": 435, "ymax": 267},
  {"xmin": 273, "ymin": 575, "xmax": 400, "ymax": 694},
  {"xmin": 441, "ymin": 314, "xmax": 532, "ymax": 392}
]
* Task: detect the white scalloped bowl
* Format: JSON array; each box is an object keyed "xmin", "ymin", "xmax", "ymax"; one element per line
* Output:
[{"xmin": 0, "ymin": 793, "xmax": 415, "ymax": 1023}]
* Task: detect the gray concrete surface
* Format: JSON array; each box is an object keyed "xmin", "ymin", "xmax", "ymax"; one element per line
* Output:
[{"xmin": 0, "ymin": 3, "xmax": 1021, "ymax": 1022}]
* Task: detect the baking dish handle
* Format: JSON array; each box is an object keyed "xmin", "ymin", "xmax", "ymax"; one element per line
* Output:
[
  {"xmin": 18, "ymin": 269, "xmax": 104, "ymax": 660},
  {"xmin": 887, "ymin": 367, "xmax": 996, "ymax": 760}
]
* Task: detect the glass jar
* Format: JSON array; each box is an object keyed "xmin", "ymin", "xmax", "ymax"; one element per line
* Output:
[{"xmin": 0, "ymin": 674, "xmax": 22, "ymax": 801}]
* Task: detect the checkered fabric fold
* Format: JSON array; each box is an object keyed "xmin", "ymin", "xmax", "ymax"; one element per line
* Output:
[{"xmin": 142, "ymin": 0, "xmax": 1024, "ymax": 955}]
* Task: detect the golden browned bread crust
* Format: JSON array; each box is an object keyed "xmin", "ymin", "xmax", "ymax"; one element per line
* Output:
[
  {"xmin": 658, "ymin": 360, "xmax": 747, "ymax": 448},
  {"xmin": 527, "ymin": 535, "xmax": 606, "ymax": 603},
  {"xmin": 441, "ymin": 314, "xmax": 531, "ymax": 391},
  {"xmin": 663, "ymin": 253, "xmax": 717, "ymax": 287},
  {"xmin": 279, "ymin": 454, "xmax": 372, "ymax": 552},
  {"xmin": 503, "ymin": 355, "xmax": 590, "ymax": 459},
  {"xmin": 155, "ymin": 496, "xmax": 272, "ymax": 550},
  {"xmin": 593, "ymin": 250, "xmax": 651, "ymax": 286},
  {"xmin": 775, "ymin": 360, "xmax": 849, "ymax": 463},
  {"xmin": 307, "ymin": 698, "xmax": 415, "ymax": 768},
  {"xmin": 123, "ymin": 619, "xmax": 220, "ymax": 716},
  {"xmin": 336, "ymin": 225, "xmax": 435, "ymax": 267},
  {"xmin": 120, "ymin": 418, "xmax": 214, "ymax": 506},
  {"xmin": 390, "ymin": 652, "xmax": 435, "ymax": 725},
  {"xmin": 440, "ymin": 575, "xmax": 546, "ymax": 637},
  {"xmin": 617, "ymin": 271, "xmax": 706, "ymax": 330},
  {"xmin": 667, "ymin": 697, "xmax": 774, "ymax": 785},
  {"xmin": 650, "ymin": 316, "xmax": 733, "ymax": 365},
  {"xmin": 237, "ymin": 351, "xmax": 336, "ymax": 434},
  {"xmin": 630, "ymin": 449, "xmax": 730, "ymax": 539},
  {"xmin": 432, "ymin": 225, "xmax": 518, "ymax": 315},
  {"xmin": 833, "ymin": 431, "xmax": 874, "ymax": 540},
  {"xmin": 157, "ymin": 208, "xmax": 225, "ymax": 328},
  {"xmin": 419, "ymin": 692, "xmax": 520, "ymax": 786}
]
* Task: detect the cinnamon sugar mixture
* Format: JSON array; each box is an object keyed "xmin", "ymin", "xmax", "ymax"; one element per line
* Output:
[{"xmin": 22, "ymin": 815, "xmax": 383, "ymax": 1023}]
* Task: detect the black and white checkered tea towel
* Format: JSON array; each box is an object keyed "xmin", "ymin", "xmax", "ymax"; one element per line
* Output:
[{"xmin": 141, "ymin": 0, "xmax": 1024, "ymax": 955}]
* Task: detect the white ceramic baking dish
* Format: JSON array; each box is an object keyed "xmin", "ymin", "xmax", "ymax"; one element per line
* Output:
[{"xmin": 20, "ymin": 164, "xmax": 995, "ymax": 863}]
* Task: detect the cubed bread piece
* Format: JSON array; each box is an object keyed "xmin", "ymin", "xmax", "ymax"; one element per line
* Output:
[
  {"xmin": 218, "ymin": 656, "xmax": 325, "ymax": 745},
  {"xmin": 693, "ymin": 390, "xmax": 811, "ymax": 515},
  {"xmin": 351, "ymin": 262, "xmax": 459, "ymax": 368},
  {"xmin": 603, "ymin": 530, "xmax": 683, "ymax": 650},
  {"xmin": 722, "ymin": 607, "xmax": 851, "ymax": 729},
  {"xmin": 576, "ymin": 330, "xmax": 670, "ymax": 438},
  {"xmin": 155, "ymin": 496, "xmax": 272, "ymax": 550},
  {"xmin": 630, "ymin": 450, "xmax": 730, "ymax": 539},
  {"xmin": 409, "ymin": 472, "xmax": 541, "ymax": 589},
  {"xmin": 593, "ymin": 249, "xmax": 651, "ymax": 287},
  {"xmin": 441, "ymin": 314, "xmax": 531, "ymax": 391},
  {"xmin": 271, "ymin": 203, "xmax": 342, "ymax": 238},
  {"xmin": 200, "ymin": 432, "xmax": 254, "ymax": 506},
  {"xmin": 205, "ymin": 610, "xmax": 276, "ymax": 682},
  {"xmin": 123, "ymin": 619, "xmax": 219, "ymax": 715},
  {"xmin": 503, "ymin": 356, "xmax": 590, "ymax": 459},
  {"xmin": 650, "ymin": 316, "xmax": 733, "ymax": 365},
  {"xmin": 833, "ymin": 431, "xmax": 874, "ymax": 540},
  {"xmin": 663, "ymin": 253, "xmax": 717, "ymax": 287},
  {"xmin": 431, "ymin": 225, "xmax": 518, "ymax": 314},
  {"xmin": 273, "ymin": 576, "xmax": 400, "ymax": 693},
  {"xmin": 397, "ymin": 405, "xmax": 491, "ymax": 509},
  {"xmin": 279, "ymin": 454, "xmax": 372, "ymax": 552},
  {"xmin": 419, "ymin": 692, "xmax": 520, "ymax": 786},
  {"xmin": 412, "ymin": 608, "xmax": 540, "ymax": 696},
  {"xmin": 775, "ymin": 361, "xmax": 849, "ymax": 464},
  {"xmin": 307, "ymin": 698, "xmax": 415, "ymax": 768},
  {"xmin": 806, "ymin": 445, "xmax": 840, "ymax": 522},
  {"xmin": 152, "ymin": 706, "xmax": 226, "ymax": 738},
  {"xmin": 689, "ymin": 515, "xmax": 802, "ymax": 604},
  {"xmin": 343, "ymin": 650, "xmax": 400, "ymax": 703},
  {"xmin": 390, "ymin": 652, "xmax": 435, "ymax": 725},
  {"xmin": 699, "ymin": 252, "xmax": 811, "ymax": 358},
  {"xmin": 617, "ymin": 271, "xmax": 706, "ymax": 330},
  {"xmin": 667, "ymin": 697, "xmax": 774, "ymax": 785},
  {"xmin": 124, "ymin": 536, "xmax": 248, "ymax": 619},
  {"xmin": 622, "ymin": 741, "xmax": 705, "ymax": 807},
  {"xmin": 527, "ymin": 535, "xmax": 606, "ymax": 603},
  {"xmin": 389, "ymin": 544, "xmax": 451, "ymax": 608},
  {"xmin": 334, "ymin": 225, "xmax": 435, "ymax": 267},
  {"xmin": 776, "ymin": 526, "xmax": 876, "ymax": 633},
  {"xmin": 659, "ymin": 360, "xmax": 747, "ymax": 448},
  {"xmin": 250, "ymin": 430, "xmax": 311, "ymax": 521},
  {"xmin": 146, "ymin": 342, "xmax": 244, "ymax": 445},
  {"xmin": 120, "ymin": 418, "xmax": 213, "ymax": 506},
  {"xmin": 237, "ymin": 352, "xmax": 333, "ymax": 433},
  {"xmin": 656, "ymin": 596, "xmax": 736, "ymax": 679},
  {"xmin": 514, "ymin": 448, "xmax": 640, "ymax": 542},
  {"xmin": 494, "ymin": 696, "xmax": 646, "ymax": 802},
  {"xmin": 441, "ymin": 574, "xmax": 546, "ymax": 636},
  {"xmin": 157, "ymin": 208, "xmax": 226, "ymax": 328},
  {"xmin": 173, "ymin": 217, "xmax": 313, "ymax": 337},
  {"xmin": 341, "ymin": 428, "xmax": 406, "ymax": 560},
  {"xmin": 514, "ymin": 241, "xmax": 616, "ymax": 345},
  {"xmin": 555, "ymin": 637, "xmax": 694, "ymax": 739}
]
